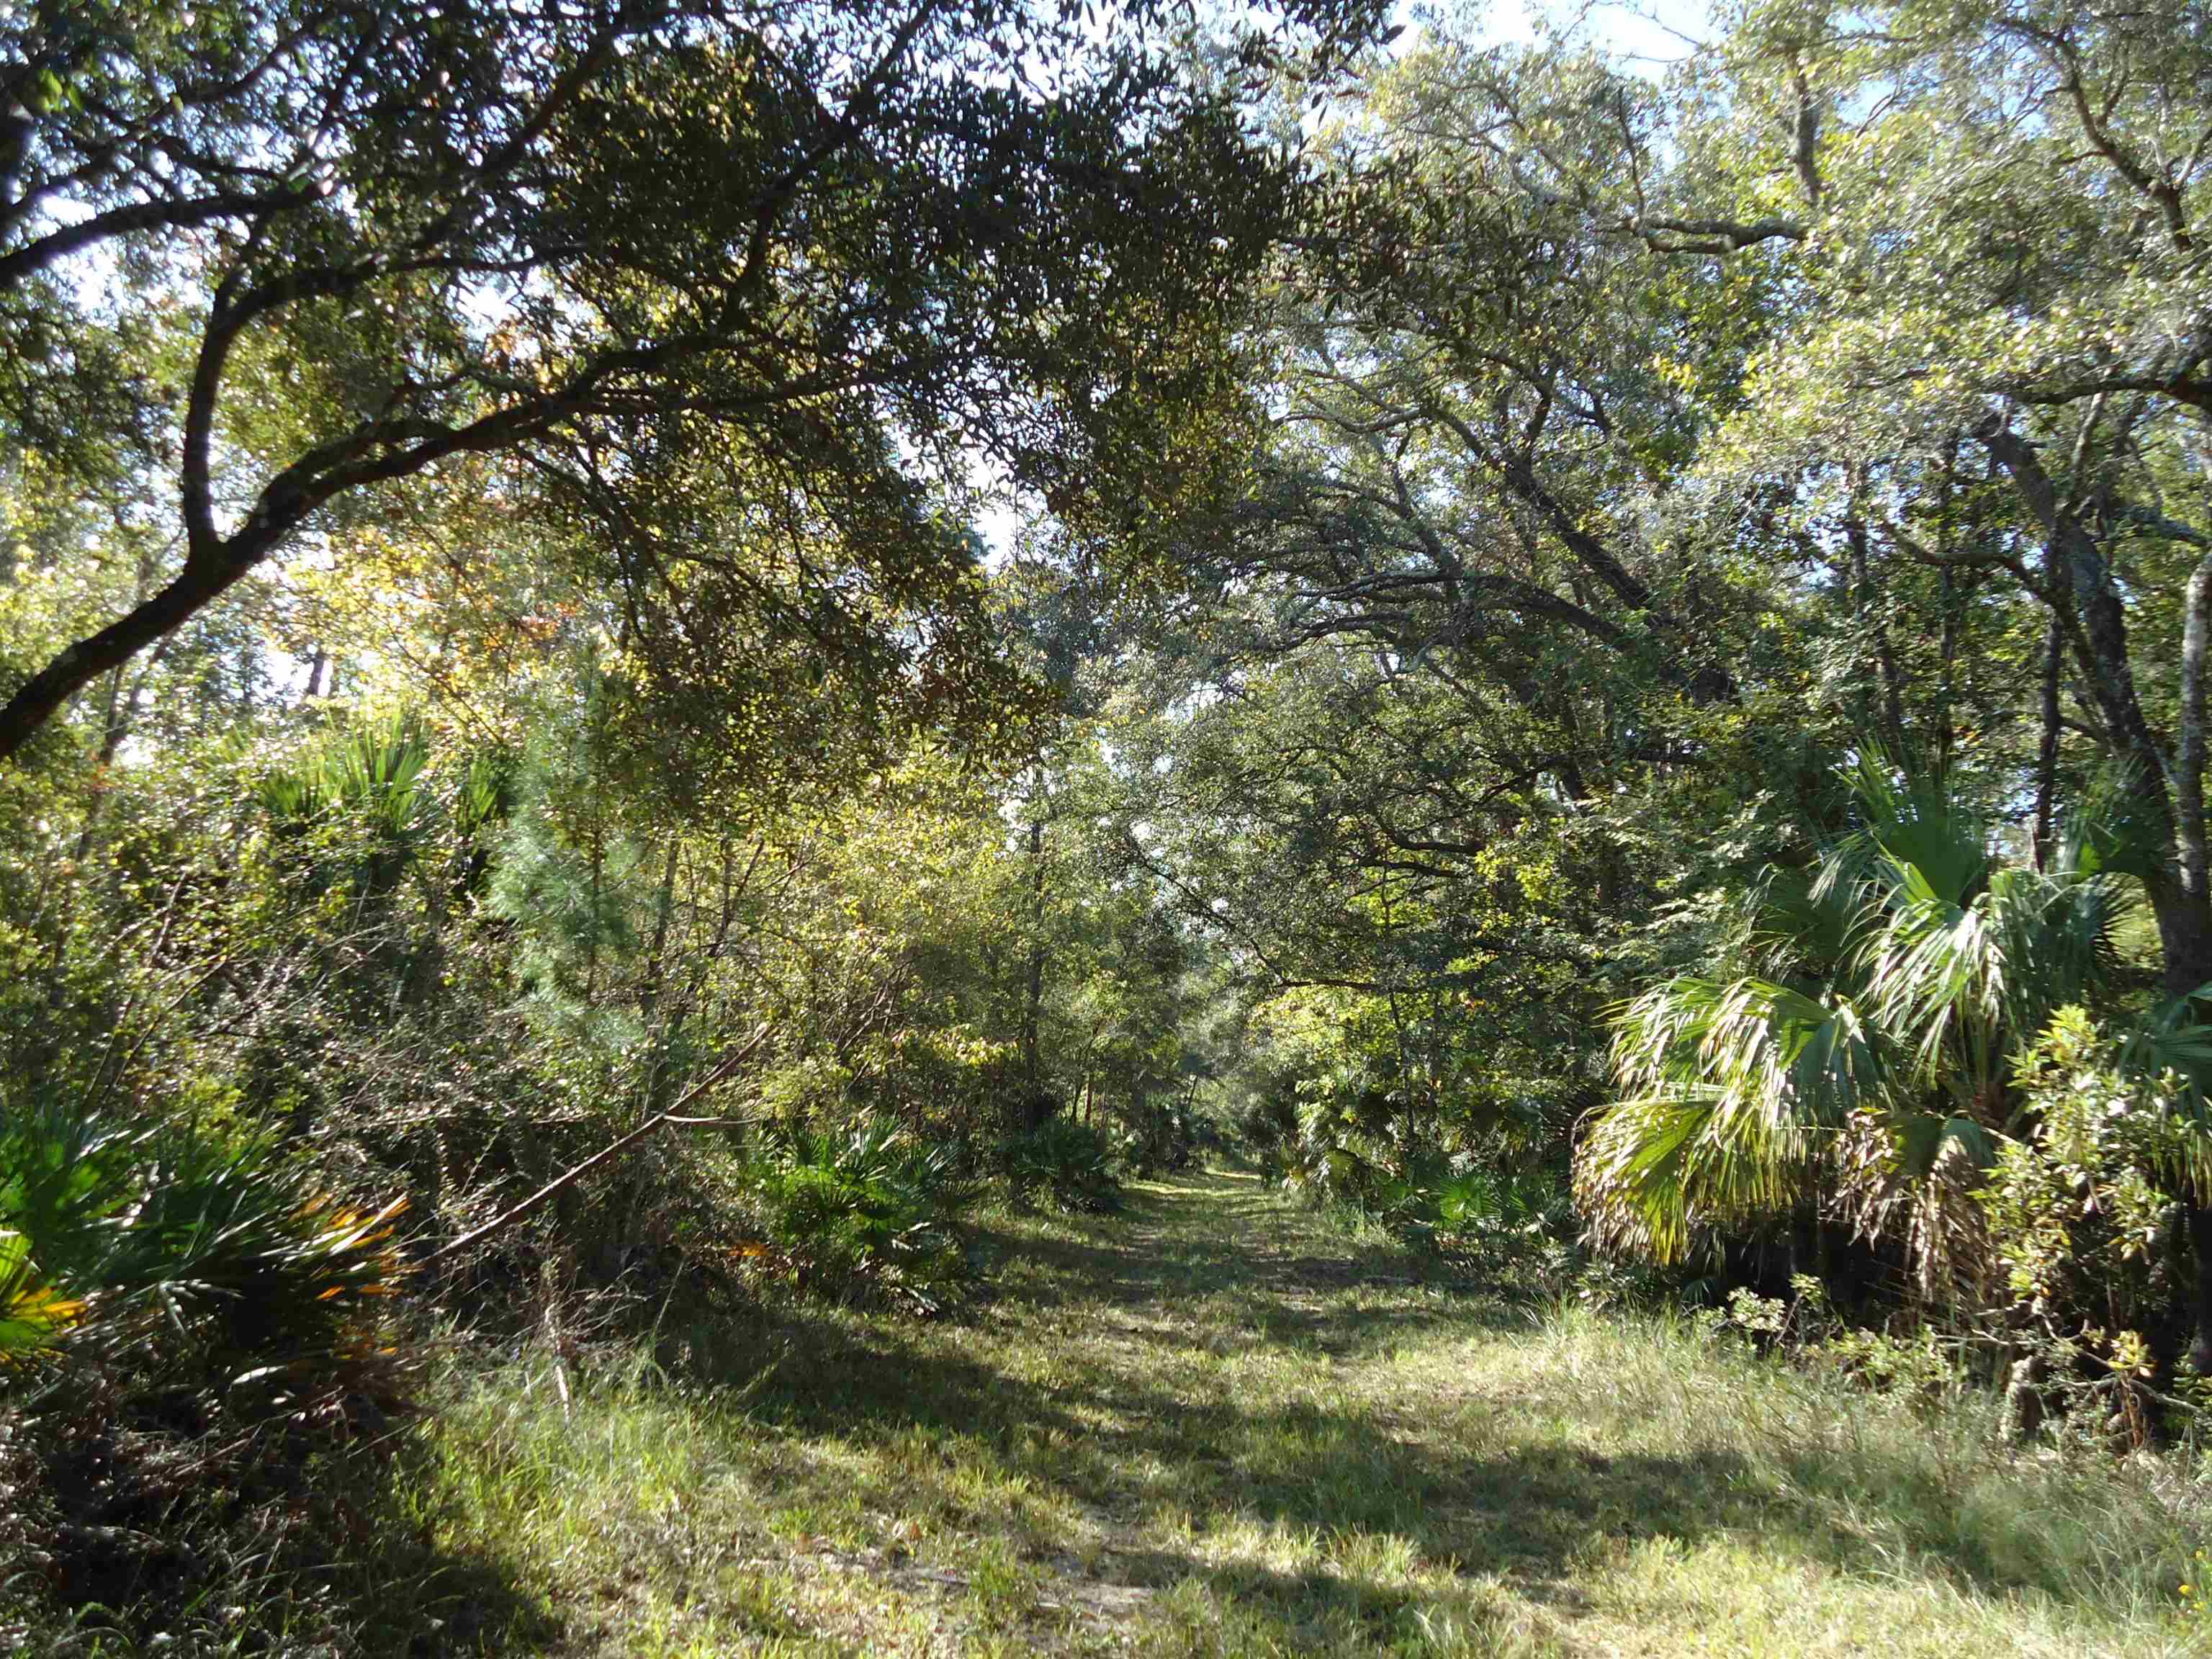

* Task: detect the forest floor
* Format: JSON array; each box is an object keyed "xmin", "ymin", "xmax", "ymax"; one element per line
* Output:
[{"xmin": 406, "ymin": 1169, "xmax": 2206, "ymax": 1658}]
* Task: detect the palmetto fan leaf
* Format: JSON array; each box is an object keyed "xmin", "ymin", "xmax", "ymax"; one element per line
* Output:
[
  {"xmin": 1611, "ymin": 976, "xmax": 1879, "ymax": 1128},
  {"xmin": 1576, "ymin": 1092, "xmax": 1727, "ymax": 1262},
  {"xmin": 2116, "ymin": 989, "xmax": 2212, "ymax": 1200},
  {"xmin": 1581, "ymin": 760, "xmax": 2188, "ymax": 1277},
  {"xmin": 1982, "ymin": 869, "xmax": 2128, "ymax": 1040},
  {"xmin": 1859, "ymin": 876, "xmax": 2002, "ymax": 1094},
  {"xmin": 1585, "ymin": 976, "xmax": 1881, "ymax": 1262},
  {"xmin": 1858, "ymin": 858, "xmax": 2126, "ymax": 1108},
  {"xmin": 1746, "ymin": 864, "xmax": 1854, "ymax": 979},
  {"xmin": 258, "ymin": 716, "xmax": 433, "ymax": 851},
  {"xmin": 1817, "ymin": 755, "xmax": 1989, "ymax": 914}
]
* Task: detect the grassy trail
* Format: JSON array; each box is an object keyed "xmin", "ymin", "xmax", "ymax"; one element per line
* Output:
[{"xmin": 423, "ymin": 1170, "xmax": 2205, "ymax": 1657}]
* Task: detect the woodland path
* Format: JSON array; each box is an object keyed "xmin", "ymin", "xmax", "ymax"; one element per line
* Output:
[{"xmin": 442, "ymin": 1169, "xmax": 2195, "ymax": 1658}]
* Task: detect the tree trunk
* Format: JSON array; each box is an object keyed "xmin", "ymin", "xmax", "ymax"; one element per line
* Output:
[
  {"xmin": 1985, "ymin": 420, "xmax": 2212, "ymax": 1374},
  {"xmin": 1020, "ymin": 778, "xmax": 1047, "ymax": 1097},
  {"xmin": 2030, "ymin": 611, "xmax": 2064, "ymax": 871},
  {"xmin": 2185, "ymin": 1206, "xmax": 2212, "ymax": 1377},
  {"xmin": 2152, "ymin": 891, "xmax": 2212, "ymax": 1375},
  {"xmin": 638, "ymin": 838, "xmax": 683, "ymax": 1110},
  {"xmin": 1845, "ymin": 498, "xmax": 1908, "ymax": 757}
]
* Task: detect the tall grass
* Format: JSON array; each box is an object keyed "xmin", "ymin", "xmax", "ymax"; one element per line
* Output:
[
  {"xmin": 1508, "ymin": 1302, "xmax": 2207, "ymax": 1628},
  {"xmin": 13, "ymin": 1170, "xmax": 2207, "ymax": 1656}
]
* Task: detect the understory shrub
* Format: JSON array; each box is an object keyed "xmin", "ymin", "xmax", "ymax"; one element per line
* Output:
[
  {"xmin": 1000, "ymin": 1117, "xmax": 1123, "ymax": 1213},
  {"xmin": 1656, "ymin": 1010, "xmax": 2212, "ymax": 1444},
  {"xmin": 1429, "ymin": 1165, "xmax": 1567, "ymax": 1238},
  {"xmin": 1122, "ymin": 1094, "xmax": 1200, "ymax": 1177},
  {"xmin": 0, "ymin": 1100, "xmax": 414, "ymax": 1405},
  {"xmin": 0, "ymin": 1100, "xmax": 423, "ymax": 1650},
  {"xmin": 1419, "ymin": 1165, "xmax": 1586, "ymax": 1298},
  {"xmin": 1253, "ymin": 1112, "xmax": 1581, "ymax": 1293},
  {"xmin": 1976, "ymin": 1010, "xmax": 2206, "ymax": 1442},
  {"xmin": 1713, "ymin": 1275, "xmax": 1967, "ymax": 1398},
  {"xmin": 736, "ymin": 1118, "xmax": 974, "ymax": 1313}
]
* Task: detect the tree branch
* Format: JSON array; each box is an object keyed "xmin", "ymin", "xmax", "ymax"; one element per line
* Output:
[{"xmin": 426, "ymin": 1024, "xmax": 772, "ymax": 1264}]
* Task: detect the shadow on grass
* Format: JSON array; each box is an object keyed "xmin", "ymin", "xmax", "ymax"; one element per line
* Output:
[
  {"xmin": 601, "ymin": 1167, "xmax": 2114, "ymax": 1653},
  {"xmin": 13, "ymin": 1405, "xmax": 560, "ymax": 1659},
  {"xmin": 974, "ymin": 1176, "xmax": 1525, "ymax": 1354}
]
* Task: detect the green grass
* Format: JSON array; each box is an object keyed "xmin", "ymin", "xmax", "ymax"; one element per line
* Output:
[{"xmin": 402, "ymin": 1170, "xmax": 2207, "ymax": 1657}]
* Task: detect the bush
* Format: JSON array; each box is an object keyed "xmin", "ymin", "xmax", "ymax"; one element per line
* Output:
[
  {"xmin": 1975, "ymin": 1009, "xmax": 2204, "ymax": 1441},
  {"xmin": 738, "ymin": 1118, "xmax": 974, "ymax": 1313},
  {"xmin": 1123, "ymin": 1094, "xmax": 1200, "ymax": 1176},
  {"xmin": 0, "ymin": 1100, "xmax": 413, "ymax": 1404},
  {"xmin": 1001, "ymin": 1118, "xmax": 1123, "ymax": 1213},
  {"xmin": 1273, "ymin": 1125, "xmax": 1401, "ymax": 1216},
  {"xmin": 1, "ymin": 1102, "xmax": 424, "ymax": 1652}
]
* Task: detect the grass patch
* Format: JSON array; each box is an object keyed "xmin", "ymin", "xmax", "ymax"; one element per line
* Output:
[{"xmin": 384, "ymin": 1171, "xmax": 2211, "ymax": 1655}]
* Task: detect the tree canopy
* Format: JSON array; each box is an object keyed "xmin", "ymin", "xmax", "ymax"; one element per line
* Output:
[{"xmin": 6, "ymin": 2, "xmax": 2212, "ymax": 1645}]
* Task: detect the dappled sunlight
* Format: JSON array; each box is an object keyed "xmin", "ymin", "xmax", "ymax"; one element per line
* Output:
[
  {"xmin": 418, "ymin": 1172, "xmax": 2204, "ymax": 1657},
  {"xmin": 10, "ymin": 4, "xmax": 2212, "ymax": 1653}
]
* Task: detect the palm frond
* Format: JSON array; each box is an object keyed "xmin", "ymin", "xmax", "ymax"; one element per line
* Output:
[
  {"xmin": 2061, "ymin": 763, "xmax": 2170, "ymax": 884},
  {"xmin": 1746, "ymin": 863, "xmax": 1856, "ymax": 979},
  {"xmin": 2116, "ymin": 989, "xmax": 2212, "ymax": 1199},
  {"xmin": 1590, "ymin": 758, "xmax": 2188, "ymax": 1285},
  {"xmin": 1820, "ymin": 755, "xmax": 1989, "ymax": 913},
  {"xmin": 1611, "ymin": 975, "xmax": 1878, "ymax": 1130},
  {"xmin": 1984, "ymin": 868, "xmax": 2126, "ymax": 1039},
  {"xmin": 1859, "ymin": 881, "xmax": 2001, "ymax": 1090},
  {"xmin": 1588, "ymin": 976, "xmax": 1879, "ymax": 1259}
]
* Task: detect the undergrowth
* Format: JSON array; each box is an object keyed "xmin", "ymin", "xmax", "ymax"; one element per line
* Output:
[{"xmin": 9, "ymin": 1170, "xmax": 2207, "ymax": 1656}]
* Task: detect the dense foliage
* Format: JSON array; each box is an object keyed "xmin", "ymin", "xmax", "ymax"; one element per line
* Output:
[
  {"xmin": 4, "ymin": 0, "xmax": 2212, "ymax": 1648},
  {"xmin": 1094, "ymin": 0, "xmax": 2212, "ymax": 1396}
]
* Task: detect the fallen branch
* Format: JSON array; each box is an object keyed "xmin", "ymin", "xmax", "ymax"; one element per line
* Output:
[{"xmin": 426, "ymin": 1024, "xmax": 772, "ymax": 1262}]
